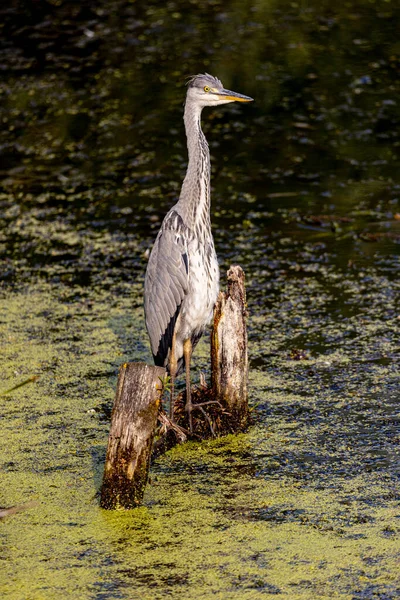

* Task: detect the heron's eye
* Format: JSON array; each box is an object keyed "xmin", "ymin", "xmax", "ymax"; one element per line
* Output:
[{"xmin": 204, "ymin": 86, "xmax": 210, "ymax": 92}]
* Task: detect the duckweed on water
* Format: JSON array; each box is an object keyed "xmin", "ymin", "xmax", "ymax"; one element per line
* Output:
[{"xmin": 1, "ymin": 261, "xmax": 399, "ymax": 598}]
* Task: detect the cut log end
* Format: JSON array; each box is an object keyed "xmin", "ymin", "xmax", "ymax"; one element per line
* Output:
[
  {"xmin": 100, "ymin": 362, "xmax": 165, "ymax": 510},
  {"xmin": 211, "ymin": 265, "xmax": 249, "ymax": 429}
]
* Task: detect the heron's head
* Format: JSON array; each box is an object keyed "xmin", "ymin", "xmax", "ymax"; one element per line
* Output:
[{"xmin": 186, "ymin": 73, "xmax": 253, "ymax": 108}]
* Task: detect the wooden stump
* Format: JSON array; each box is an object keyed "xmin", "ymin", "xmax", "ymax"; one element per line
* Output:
[
  {"xmin": 100, "ymin": 265, "xmax": 249, "ymax": 508},
  {"xmin": 211, "ymin": 265, "xmax": 248, "ymax": 430},
  {"xmin": 100, "ymin": 362, "xmax": 165, "ymax": 509}
]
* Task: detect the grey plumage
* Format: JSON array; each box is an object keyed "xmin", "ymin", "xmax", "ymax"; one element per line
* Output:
[{"xmin": 144, "ymin": 73, "xmax": 253, "ymax": 428}]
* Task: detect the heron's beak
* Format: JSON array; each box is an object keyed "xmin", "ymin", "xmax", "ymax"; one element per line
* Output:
[{"xmin": 218, "ymin": 89, "xmax": 254, "ymax": 102}]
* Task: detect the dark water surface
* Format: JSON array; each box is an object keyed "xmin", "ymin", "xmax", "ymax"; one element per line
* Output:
[{"xmin": 1, "ymin": 1, "xmax": 399, "ymax": 598}]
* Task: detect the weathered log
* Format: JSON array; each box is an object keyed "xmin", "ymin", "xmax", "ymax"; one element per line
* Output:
[
  {"xmin": 211, "ymin": 265, "xmax": 248, "ymax": 430},
  {"xmin": 101, "ymin": 266, "xmax": 249, "ymax": 503},
  {"xmin": 100, "ymin": 362, "xmax": 165, "ymax": 509}
]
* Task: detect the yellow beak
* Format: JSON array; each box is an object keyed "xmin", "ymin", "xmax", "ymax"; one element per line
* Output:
[{"xmin": 218, "ymin": 89, "xmax": 254, "ymax": 102}]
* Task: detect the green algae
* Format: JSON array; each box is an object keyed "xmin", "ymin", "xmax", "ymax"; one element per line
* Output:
[{"xmin": 1, "ymin": 276, "xmax": 399, "ymax": 599}]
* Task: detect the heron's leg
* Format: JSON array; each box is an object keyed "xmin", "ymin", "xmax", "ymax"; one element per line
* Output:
[
  {"xmin": 169, "ymin": 332, "xmax": 178, "ymax": 420},
  {"xmin": 183, "ymin": 338, "xmax": 193, "ymax": 433}
]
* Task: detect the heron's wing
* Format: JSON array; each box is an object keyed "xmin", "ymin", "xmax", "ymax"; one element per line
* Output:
[{"xmin": 144, "ymin": 213, "xmax": 189, "ymax": 366}]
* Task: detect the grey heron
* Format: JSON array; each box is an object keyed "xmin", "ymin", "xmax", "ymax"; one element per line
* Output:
[{"xmin": 144, "ymin": 73, "xmax": 253, "ymax": 433}]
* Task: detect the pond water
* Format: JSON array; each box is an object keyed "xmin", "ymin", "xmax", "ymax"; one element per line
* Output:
[{"xmin": 1, "ymin": 1, "xmax": 399, "ymax": 598}]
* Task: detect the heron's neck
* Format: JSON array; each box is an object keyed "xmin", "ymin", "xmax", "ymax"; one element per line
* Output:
[{"xmin": 176, "ymin": 101, "xmax": 211, "ymax": 233}]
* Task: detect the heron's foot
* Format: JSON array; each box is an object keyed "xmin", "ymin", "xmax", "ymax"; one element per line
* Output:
[
  {"xmin": 158, "ymin": 411, "xmax": 190, "ymax": 443},
  {"xmin": 186, "ymin": 400, "xmax": 223, "ymax": 438}
]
